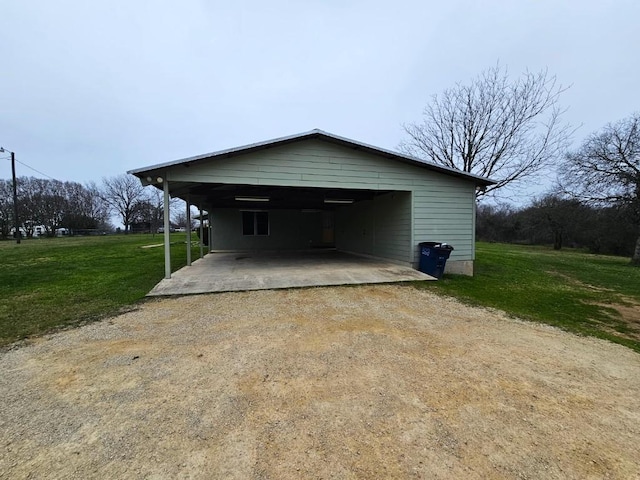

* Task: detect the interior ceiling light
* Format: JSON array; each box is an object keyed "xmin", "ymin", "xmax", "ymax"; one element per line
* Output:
[
  {"xmin": 235, "ymin": 196, "xmax": 270, "ymax": 202},
  {"xmin": 324, "ymin": 198, "xmax": 354, "ymax": 204}
]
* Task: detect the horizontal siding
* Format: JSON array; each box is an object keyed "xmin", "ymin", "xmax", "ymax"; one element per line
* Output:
[
  {"xmin": 300, "ymin": 173, "xmax": 380, "ymax": 184},
  {"xmin": 414, "ymin": 213, "xmax": 472, "ymax": 221},
  {"xmin": 169, "ymin": 141, "xmax": 445, "ymax": 189},
  {"xmin": 412, "ymin": 176, "xmax": 475, "ymax": 262},
  {"xmin": 335, "ymin": 192, "xmax": 412, "ymax": 264},
  {"xmin": 414, "ymin": 194, "xmax": 474, "ymax": 203},
  {"xmin": 373, "ymin": 191, "xmax": 412, "ymax": 263},
  {"xmin": 167, "ymin": 139, "xmax": 477, "ymax": 263}
]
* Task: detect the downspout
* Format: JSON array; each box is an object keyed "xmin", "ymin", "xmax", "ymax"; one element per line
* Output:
[{"xmin": 163, "ymin": 176, "xmax": 171, "ymax": 279}]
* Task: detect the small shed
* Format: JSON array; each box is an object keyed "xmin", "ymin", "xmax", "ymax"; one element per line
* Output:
[{"xmin": 128, "ymin": 129, "xmax": 494, "ymax": 279}]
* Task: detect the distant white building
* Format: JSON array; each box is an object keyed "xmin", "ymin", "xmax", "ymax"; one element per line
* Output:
[
  {"xmin": 9, "ymin": 226, "xmax": 28, "ymax": 238},
  {"xmin": 9, "ymin": 225, "xmax": 68, "ymax": 238},
  {"xmin": 8, "ymin": 226, "xmax": 43, "ymax": 237},
  {"xmin": 32, "ymin": 225, "xmax": 46, "ymax": 238}
]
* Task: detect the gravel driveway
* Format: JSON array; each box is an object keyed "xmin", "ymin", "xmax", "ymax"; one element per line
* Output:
[{"xmin": 2, "ymin": 285, "xmax": 639, "ymax": 479}]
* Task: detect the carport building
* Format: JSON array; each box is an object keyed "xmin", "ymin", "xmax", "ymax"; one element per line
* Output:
[{"xmin": 128, "ymin": 129, "xmax": 494, "ymax": 279}]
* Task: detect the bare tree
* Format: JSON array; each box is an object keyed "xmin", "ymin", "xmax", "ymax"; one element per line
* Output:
[
  {"xmin": 560, "ymin": 113, "xmax": 640, "ymax": 264},
  {"xmin": 170, "ymin": 200, "xmax": 196, "ymax": 230},
  {"xmin": 8, "ymin": 177, "xmax": 112, "ymax": 236},
  {"xmin": 27, "ymin": 178, "xmax": 67, "ymax": 236},
  {"xmin": 131, "ymin": 189, "xmax": 185, "ymax": 234},
  {"xmin": 400, "ymin": 65, "xmax": 573, "ymax": 198},
  {"xmin": 64, "ymin": 181, "xmax": 111, "ymax": 231},
  {"xmin": 172, "ymin": 209, "xmax": 196, "ymax": 230},
  {"xmin": 16, "ymin": 177, "xmax": 40, "ymax": 237},
  {"xmin": 0, "ymin": 179, "xmax": 12, "ymax": 239},
  {"xmin": 101, "ymin": 174, "xmax": 148, "ymax": 234},
  {"xmin": 475, "ymin": 202, "xmax": 522, "ymax": 242},
  {"xmin": 522, "ymin": 193, "xmax": 589, "ymax": 250}
]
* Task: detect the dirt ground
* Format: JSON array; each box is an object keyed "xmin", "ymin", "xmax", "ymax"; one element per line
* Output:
[{"xmin": 1, "ymin": 285, "xmax": 639, "ymax": 479}]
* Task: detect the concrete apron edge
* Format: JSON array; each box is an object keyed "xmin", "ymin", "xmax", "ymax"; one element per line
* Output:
[
  {"xmin": 147, "ymin": 250, "xmax": 436, "ymax": 297},
  {"xmin": 146, "ymin": 277, "xmax": 435, "ymax": 297}
]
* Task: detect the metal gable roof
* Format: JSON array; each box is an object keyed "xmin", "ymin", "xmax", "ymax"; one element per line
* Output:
[{"xmin": 128, "ymin": 129, "xmax": 495, "ymax": 186}]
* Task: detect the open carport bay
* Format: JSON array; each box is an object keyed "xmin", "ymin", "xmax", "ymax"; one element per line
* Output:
[{"xmin": 207, "ymin": 188, "xmax": 415, "ymax": 267}]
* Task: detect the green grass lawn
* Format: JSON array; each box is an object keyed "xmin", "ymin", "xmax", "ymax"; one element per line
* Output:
[
  {"xmin": 420, "ymin": 242, "xmax": 640, "ymax": 352},
  {"xmin": 0, "ymin": 234, "xmax": 199, "ymax": 346},
  {"xmin": 2, "ymin": 238, "xmax": 639, "ymax": 352}
]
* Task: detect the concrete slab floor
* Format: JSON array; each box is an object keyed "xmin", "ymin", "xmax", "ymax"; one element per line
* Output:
[{"xmin": 147, "ymin": 250, "xmax": 435, "ymax": 296}]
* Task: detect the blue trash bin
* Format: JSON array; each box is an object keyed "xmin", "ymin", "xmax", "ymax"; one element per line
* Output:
[{"xmin": 418, "ymin": 242, "xmax": 454, "ymax": 279}]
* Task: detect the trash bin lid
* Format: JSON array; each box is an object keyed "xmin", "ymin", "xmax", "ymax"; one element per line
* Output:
[{"xmin": 419, "ymin": 241, "xmax": 441, "ymax": 248}]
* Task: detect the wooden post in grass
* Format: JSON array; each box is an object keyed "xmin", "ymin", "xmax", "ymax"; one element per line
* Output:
[{"xmin": 163, "ymin": 177, "xmax": 171, "ymax": 279}]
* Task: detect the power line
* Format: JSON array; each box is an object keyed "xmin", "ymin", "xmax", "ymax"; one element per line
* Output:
[
  {"xmin": 15, "ymin": 158, "xmax": 57, "ymax": 181},
  {"xmin": 2, "ymin": 154, "xmax": 57, "ymax": 181}
]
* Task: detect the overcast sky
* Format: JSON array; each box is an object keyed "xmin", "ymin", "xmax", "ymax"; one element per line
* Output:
[{"xmin": 1, "ymin": 0, "xmax": 638, "ymax": 201}]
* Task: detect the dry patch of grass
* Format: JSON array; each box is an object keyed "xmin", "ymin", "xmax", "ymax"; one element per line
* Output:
[
  {"xmin": 546, "ymin": 271, "xmax": 640, "ymax": 341},
  {"xmin": 424, "ymin": 243, "xmax": 640, "ymax": 352}
]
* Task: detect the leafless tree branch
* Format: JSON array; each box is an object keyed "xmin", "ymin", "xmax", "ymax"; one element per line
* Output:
[
  {"xmin": 559, "ymin": 113, "xmax": 640, "ymax": 264},
  {"xmin": 400, "ymin": 64, "xmax": 573, "ymax": 199}
]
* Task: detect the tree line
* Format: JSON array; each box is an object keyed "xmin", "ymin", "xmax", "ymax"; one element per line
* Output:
[
  {"xmin": 477, "ymin": 196, "xmax": 638, "ymax": 257},
  {"xmin": 473, "ymin": 112, "xmax": 639, "ymax": 262},
  {"xmin": 0, "ymin": 174, "xmax": 191, "ymax": 239}
]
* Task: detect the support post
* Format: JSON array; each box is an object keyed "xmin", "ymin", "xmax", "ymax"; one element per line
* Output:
[
  {"xmin": 186, "ymin": 196, "xmax": 192, "ymax": 266},
  {"xmin": 163, "ymin": 178, "xmax": 171, "ymax": 279},
  {"xmin": 208, "ymin": 211, "xmax": 213, "ymax": 252},
  {"xmin": 199, "ymin": 207, "xmax": 204, "ymax": 259}
]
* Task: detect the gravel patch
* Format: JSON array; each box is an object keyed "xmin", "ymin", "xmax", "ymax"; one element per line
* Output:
[{"xmin": 1, "ymin": 285, "xmax": 639, "ymax": 479}]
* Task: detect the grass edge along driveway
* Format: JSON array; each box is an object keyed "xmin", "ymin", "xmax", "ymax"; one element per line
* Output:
[
  {"xmin": 419, "ymin": 242, "xmax": 640, "ymax": 353},
  {"xmin": 0, "ymin": 233, "xmax": 198, "ymax": 346},
  {"xmin": 1, "ymin": 238, "xmax": 639, "ymax": 352}
]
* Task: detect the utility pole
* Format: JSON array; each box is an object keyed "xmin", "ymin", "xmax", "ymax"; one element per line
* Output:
[{"xmin": 1, "ymin": 147, "xmax": 20, "ymax": 244}]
